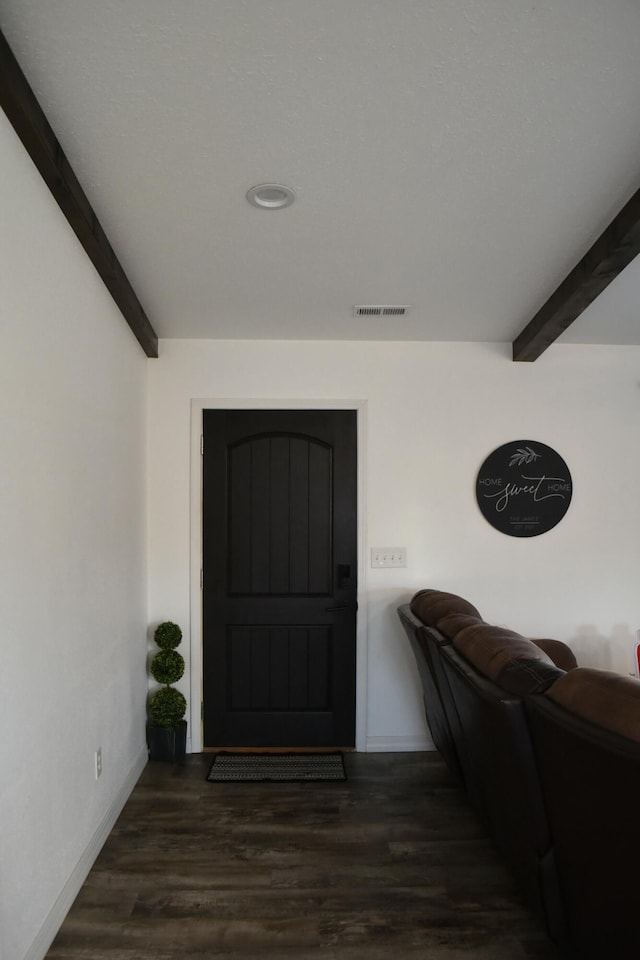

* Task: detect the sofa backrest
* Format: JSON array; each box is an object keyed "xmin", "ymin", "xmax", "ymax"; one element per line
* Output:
[
  {"xmin": 406, "ymin": 609, "xmax": 565, "ymax": 926},
  {"xmin": 526, "ymin": 667, "xmax": 640, "ymax": 956},
  {"xmin": 409, "ymin": 589, "xmax": 577, "ymax": 683},
  {"xmin": 437, "ymin": 642, "xmax": 566, "ymax": 939},
  {"xmin": 544, "ymin": 666, "xmax": 640, "ymax": 741},
  {"xmin": 397, "ymin": 604, "xmax": 463, "ymax": 781},
  {"xmin": 403, "ymin": 592, "xmax": 571, "ymax": 939}
]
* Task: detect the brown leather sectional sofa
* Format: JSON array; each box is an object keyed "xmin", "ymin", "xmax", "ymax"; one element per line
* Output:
[{"xmin": 398, "ymin": 588, "xmax": 640, "ymax": 959}]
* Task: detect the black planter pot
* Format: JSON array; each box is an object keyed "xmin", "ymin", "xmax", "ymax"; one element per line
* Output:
[{"xmin": 146, "ymin": 720, "xmax": 187, "ymax": 763}]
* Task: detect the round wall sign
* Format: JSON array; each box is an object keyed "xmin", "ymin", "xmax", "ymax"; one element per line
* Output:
[{"xmin": 476, "ymin": 440, "xmax": 572, "ymax": 537}]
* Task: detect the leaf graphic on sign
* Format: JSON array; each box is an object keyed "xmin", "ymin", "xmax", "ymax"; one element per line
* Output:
[{"xmin": 509, "ymin": 446, "xmax": 541, "ymax": 467}]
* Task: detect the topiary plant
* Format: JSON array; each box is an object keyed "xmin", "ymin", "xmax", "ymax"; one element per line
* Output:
[
  {"xmin": 149, "ymin": 686, "xmax": 187, "ymax": 727},
  {"xmin": 153, "ymin": 620, "xmax": 182, "ymax": 650},
  {"xmin": 151, "ymin": 648, "xmax": 185, "ymax": 686},
  {"xmin": 147, "ymin": 621, "xmax": 187, "ymax": 759}
]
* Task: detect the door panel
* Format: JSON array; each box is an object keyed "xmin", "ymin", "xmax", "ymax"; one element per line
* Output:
[
  {"xmin": 202, "ymin": 409, "xmax": 357, "ymax": 747},
  {"xmin": 227, "ymin": 433, "xmax": 332, "ymax": 596},
  {"xmin": 227, "ymin": 626, "xmax": 331, "ymax": 710}
]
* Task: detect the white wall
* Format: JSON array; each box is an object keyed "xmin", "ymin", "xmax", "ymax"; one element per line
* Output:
[
  {"xmin": 0, "ymin": 113, "xmax": 148, "ymax": 959},
  {"xmin": 147, "ymin": 338, "xmax": 640, "ymax": 753}
]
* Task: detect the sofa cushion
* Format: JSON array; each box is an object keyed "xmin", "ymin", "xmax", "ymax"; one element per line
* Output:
[
  {"xmin": 532, "ymin": 638, "xmax": 578, "ymax": 672},
  {"xmin": 544, "ymin": 667, "xmax": 640, "ymax": 743},
  {"xmin": 410, "ymin": 589, "xmax": 482, "ymax": 628},
  {"xmin": 453, "ymin": 623, "xmax": 554, "ymax": 682},
  {"xmin": 497, "ymin": 657, "xmax": 565, "ymax": 696},
  {"xmin": 435, "ymin": 611, "xmax": 483, "ymax": 639}
]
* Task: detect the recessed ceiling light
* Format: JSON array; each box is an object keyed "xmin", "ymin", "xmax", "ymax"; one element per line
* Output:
[{"xmin": 246, "ymin": 183, "xmax": 296, "ymax": 209}]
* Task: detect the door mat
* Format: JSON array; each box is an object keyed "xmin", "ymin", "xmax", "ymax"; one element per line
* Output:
[{"xmin": 206, "ymin": 752, "xmax": 347, "ymax": 783}]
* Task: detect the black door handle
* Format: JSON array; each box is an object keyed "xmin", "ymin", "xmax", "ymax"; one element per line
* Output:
[{"xmin": 325, "ymin": 602, "xmax": 358, "ymax": 612}]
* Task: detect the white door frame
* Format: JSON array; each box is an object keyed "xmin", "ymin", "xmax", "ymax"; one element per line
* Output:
[{"xmin": 188, "ymin": 397, "xmax": 368, "ymax": 753}]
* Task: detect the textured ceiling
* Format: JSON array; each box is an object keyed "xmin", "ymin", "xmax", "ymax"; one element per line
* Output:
[{"xmin": 1, "ymin": 0, "xmax": 640, "ymax": 344}]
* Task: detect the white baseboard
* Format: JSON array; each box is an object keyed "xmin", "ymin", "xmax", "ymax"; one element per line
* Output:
[
  {"xmin": 24, "ymin": 746, "xmax": 148, "ymax": 960},
  {"xmin": 365, "ymin": 735, "xmax": 434, "ymax": 752}
]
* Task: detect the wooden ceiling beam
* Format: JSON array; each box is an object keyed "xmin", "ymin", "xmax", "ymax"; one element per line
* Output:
[
  {"xmin": 512, "ymin": 186, "xmax": 640, "ymax": 361},
  {"xmin": 0, "ymin": 29, "xmax": 158, "ymax": 358}
]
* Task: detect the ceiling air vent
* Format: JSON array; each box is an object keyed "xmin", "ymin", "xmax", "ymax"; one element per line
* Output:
[{"xmin": 353, "ymin": 305, "xmax": 411, "ymax": 317}]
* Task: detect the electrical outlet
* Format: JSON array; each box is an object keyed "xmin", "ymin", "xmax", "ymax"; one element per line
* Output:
[
  {"xmin": 95, "ymin": 747, "xmax": 102, "ymax": 779},
  {"xmin": 370, "ymin": 547, "xmax": 407, "ymax": 568}
]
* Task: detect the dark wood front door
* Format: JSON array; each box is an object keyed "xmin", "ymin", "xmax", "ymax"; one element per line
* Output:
[{"xmin": 202, "ymin": 409, "xmax": 357, "ymax": 748}]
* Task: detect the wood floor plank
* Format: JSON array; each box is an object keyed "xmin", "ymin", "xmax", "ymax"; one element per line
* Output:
[{"xmin": 46, "ymin": 752, "xmax": 565, "ymax": 959}]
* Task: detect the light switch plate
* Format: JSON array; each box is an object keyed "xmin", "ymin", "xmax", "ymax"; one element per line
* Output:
[{"xmin": 371, "ymin": 547, "xmax": 407, "ymax": 568}]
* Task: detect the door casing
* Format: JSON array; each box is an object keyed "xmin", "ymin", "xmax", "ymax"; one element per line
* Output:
[{"xmin": 189, "ymin": 398, "xmax": 368, "ymax": 754}]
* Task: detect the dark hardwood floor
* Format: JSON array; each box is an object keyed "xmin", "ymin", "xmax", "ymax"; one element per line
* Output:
[{"xmin": 46, "ymin": 752, "xmax": 565, "ymax": 959}]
